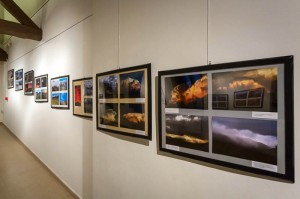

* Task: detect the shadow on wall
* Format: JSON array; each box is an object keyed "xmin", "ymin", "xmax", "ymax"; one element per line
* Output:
[{"xmin": 100, "ymin": 130, "xmax": 149, "ymax": 146}]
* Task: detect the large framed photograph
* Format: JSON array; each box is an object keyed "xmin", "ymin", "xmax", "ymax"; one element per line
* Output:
[
  {"xmin": 96, "ymin": 63, "xmax": 151, "ymax": 139},
  {"xmin": 15, "ymin": 69, "xmax": 23, "ymax": 91},
  {"xmin": 7, "ymin": 69, "xmax": 14, "ymax": 89},
  {"xmin": 73, "ymin": 77, "xmax": 93, "ymax": 118},
  {"xmin": 35, "ymin": 74, "xmax": 48, "ymax": 102},
  {"xmin": 24, "ymin": 70, "xmax": 34, "ymax": 95},
  {"xmin": 158, "ymin": 56, "xmax": 294, "ymax": 182},
  {"xmin": 51, "ymin": 75, "xmax": 69, "ymax": 109}
]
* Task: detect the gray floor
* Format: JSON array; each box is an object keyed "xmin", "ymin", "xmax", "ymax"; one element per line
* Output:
[{"xmin": 0, "ymin": 123, "xmax": 78, "ymax": 199}]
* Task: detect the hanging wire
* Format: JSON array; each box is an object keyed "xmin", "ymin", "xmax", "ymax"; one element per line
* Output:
[
  {"xmin": 207, "ymin": 0, "xmax": 210, "ymax": 65},
  {"xmin": 117, "ymin": 0, "xmax": 121, "ymax": 70}
]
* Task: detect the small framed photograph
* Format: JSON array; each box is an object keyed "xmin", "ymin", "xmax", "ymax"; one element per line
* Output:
[
  {"xmin": 35, "ymin": 74, "xmax": 48, "ymax": 102},
  {"xmin": 96, "ymin": 63, "xmax": 151, "ymax": 139},
  {"xmin": 51, "ymin": 75, "xmax": 69, "ymax": 109},
  {"xmin": 73, "ymin": 77, "xmax": 93, "ymax": 118},
  {"xmin": 158, "ymin": 56, "xmax": 294, "ymax": 182},
  {"xmin": 7, "ymin": 69, "xmax": 14, "ymax": 89},
  {"xmin": 15, "ymin": 69, "xmax": 23, "ymax": 91},
  {"xmin": 24, "ymin": 70, "xmax": 34, "ymax": 95}
]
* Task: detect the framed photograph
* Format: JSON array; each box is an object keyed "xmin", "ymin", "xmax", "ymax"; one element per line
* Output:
[
  {"xmin": 7, "ymin": 69, "xmax": 14, "ymax": 89},
  {"xmin": 24, "ymin": 70, "xmax": 34, "ymax": 95},
  {"xmin": 158, "ymin": 56, "xmax": 294, "ymax": 182},
  {"xmin": 96, "ymin": 63, "xmax": 151, "ymax": 140},
  {"xmin": 35, "ymin": 74, "xmax": 48, "ymax": 102},
  {"xmin": 15, "ymin": 69, "xmax": 23, "ymax": 91},
  {"xmin": 50, "ymin": 75, "xmax": 69, "ymax": 109},
  {"xmin": 73, "ymin": 77, "xmax": 93, "ymax": 118}
]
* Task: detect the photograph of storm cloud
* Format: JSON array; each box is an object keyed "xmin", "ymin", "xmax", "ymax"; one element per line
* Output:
[
  {"xmin": 120, "ymin": 103, "xmax": 145, "ymax": 131},
  {"xmin": 120, "ymin": 70, "xmax": 145, "ymax": 98},
  {"xmin": 99, "ymin": 75, "xmax": 118, "ymax": 99},
  {"xmin": 212, "ymin": 117, "xmax": 277, "ymax": 165},
  {"xmin": 100, "ymin": 103, "xmax": 118, "ymax": 127},
  {"xmin": 212, "ymin": 67, "xmax": 278, "ymax": 112},
  {"xmin": 165, "ymin": 114, "xmax": 209, "ymax": 152},
  {"xmin": 165, "ymin": 74, "xmax": 208, "ymax": 109}
]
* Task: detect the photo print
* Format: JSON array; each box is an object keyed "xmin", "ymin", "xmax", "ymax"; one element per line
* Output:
[
  {"xmin": 36, "ymin": 90, "xmax": 42, "ymax": 100},
  {"xmin": 42, "ymin": 88, "xmax": 47, "ymax": 99},
  {"xmin": 35, "ymin": 74, "xmax": 48, "ymax": 102},
  {"xmin": 164, "ymin": 74, "xmax": 208, "ymax": 109},
  {"xmin": 99, "ymin": 75, "xmax": 118, "ymax": 99},
  {"xmin": 84, "ymin": 98, "xmax": 93, "ymax": 114},
  {"xmin": 15, "ymin": 69, "xmax": 23, "ymax": 91},
  {"xmin": 7, "ymin": 69, "xmax": 14, "ymax": 89},
  {"xmin": 212, "ymin": 67, "xmax": 278, "ymax": 112},
  {"xmin": 100, "ymin": 103, "xmax": 118, "ymax": 127},
  {"xmin": 212, "ymin": 117, "xmax": 277, "ymax": 165},
  {"xmin": 84, "ymin": 79, "xmax": 93, "ymax": 96},
  {"xmin": 120, "ymin": 103, "xmax": 145, "ymax": 131},
  {"xmin": 73, "ymin": 78, "xmax": 93, "ymax": 117},
  {"xmin": 75, "ymin": 85, "xmax": 81, "ymax": 106},
  {"xmin": 60, "ymin": 93, "xmax": 68, "ymax": 105},
  {"xmin": 120, "ymin": 70, "xmax": 145, "ymax": 98},
  {"xmin": 24, "ymin": 70, "xmax": 34, "ymax": 95},
  {"xmin": 51, "ymin": 93, "xmax": 59, "ymax": 105},
  {"xmin": 36, "ymin": 78, "xmax": 41, "ymax": 88},
  {"xmin": 41, "ymin": 76, "xmax": 47, "ymax": 87},
  {"xmin": 51, "ymin": 79, "xmax": 59, "ymax": 91},
  {"xmin": 165, "ymin": 114, "xmax": 209, "ymax": 152},
  {"xmin": 51, "ymin": 75, "xmax": 69, "ymax": 109},
  {"xmin": 60, "ymin": 77, "xmax": 68, "ymax": 91}
]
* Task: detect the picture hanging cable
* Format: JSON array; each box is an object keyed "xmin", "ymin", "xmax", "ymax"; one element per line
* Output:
[
  {"xmin": 117, "ymin": 0, "xmax": 121, "ymax": 70},
  {"xmin": 206, "ymin": 0, "xmax": 209, "ymax": 65}
]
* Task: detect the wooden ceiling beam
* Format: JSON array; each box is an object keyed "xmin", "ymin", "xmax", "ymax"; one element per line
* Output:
[
  {"xmin": 0, "ymin": 48, "xmax": 8, "ymax": 61},
  {"xmin": 0, "ymin": 19, "xmax": 42, "ymax": 41},
  {"xmin": 0, "ymin": 0, "xmax": 39, "ymax": 28}
]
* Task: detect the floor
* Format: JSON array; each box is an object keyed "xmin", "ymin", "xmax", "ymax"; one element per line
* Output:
[{"xmin": 0, "ymin": 123, "xmax": 78, "ymax": 199}]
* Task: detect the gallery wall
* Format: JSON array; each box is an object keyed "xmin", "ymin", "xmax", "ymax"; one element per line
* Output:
[
  {"xmin": 3, "ymin": 0, "xmax": 93, "ymax": 198},
  {"xmin": 92, "ymin": 0, "xmax": 300, "ymax": 199},
  {"xmin": 2, "ymin": 0, "xmax": 300, "ymax": 199}
]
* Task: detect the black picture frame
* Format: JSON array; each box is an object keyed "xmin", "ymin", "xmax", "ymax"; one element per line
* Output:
[
  {"xmin": 35, "ymin": 74, "xmax": 48, "ymax": 103},
  {"xmin": 96, "ymin": 63, "xmax": 152, "ymax": 140},
  {"xmin": 24, "ymin": 70, "xmax": 34, "ymax": 95},
  {"xmin": 158, "ymin": 56, "xmax": 294, "ymax": 182},
  {"xmin": 15, "ymin": 69, "xmax": 23, "ymax": 91},
  {"xmin": 73, "ymin": 77, "xmax": 93, "ymax": 118},
  {"xmin": 50, "ymin": 75, "xmax": 70, "ymax": 109},
  {"xmin": 7, "ymin": 69, "xmax": 14, "ymax": 89}
]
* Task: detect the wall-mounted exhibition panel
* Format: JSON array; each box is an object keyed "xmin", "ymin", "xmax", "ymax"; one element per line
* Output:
[
  {"xmin": 73, "ymin": 78, "xmax": 93, "ymax": 118},
  {"xmin": 158, "ymin": 56, "xmax": 294, "ymax": 182},
  {"xmin": 50, "ymin": 75, "xmax": 70, "ymax": 109},
  {"xmin": 96, "ymin": 63, "xmax": 152, "ymax": 140}
]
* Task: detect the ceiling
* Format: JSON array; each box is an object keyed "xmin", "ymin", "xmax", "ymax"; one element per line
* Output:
[{"xmin": 0, "ymin": 0, "xmax": 48, "ymax": 45}]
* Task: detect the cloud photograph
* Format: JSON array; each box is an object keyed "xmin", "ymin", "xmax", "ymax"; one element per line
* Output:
[
  {"xmin": 165, "ymin": 74, "xmax": 208, "ymax": 109},
  {"xmin": 212, "ymin": 117, "xmax": 277, "ymax": 165},
  {"xmin": 165, "ymin": 114, "xmax": 209, "ymax": 152},
  {"xmin": 212, "ymin": 67, "xmax": 277, "ymax": 112}
]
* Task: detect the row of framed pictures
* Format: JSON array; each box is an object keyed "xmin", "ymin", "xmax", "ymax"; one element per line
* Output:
[
  {"xmin": 7, "ymin": 56, "xmax": 294, "ymax": 182},
  {"xmin": 95, "ymin": 56, "xmax": 293, "ymax": 182},
  {"xmin": 7, "ymin": 69, "xmax": 93, "ymax": 118}
]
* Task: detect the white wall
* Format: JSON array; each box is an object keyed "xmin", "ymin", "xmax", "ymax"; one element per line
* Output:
[
  {"xmin": 92, "ymin": 0, "xmax": 300, "ymax": 199},
  {"xmin": 4, "ymin": 0, "xmax": 93, "ymax": 198}
]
